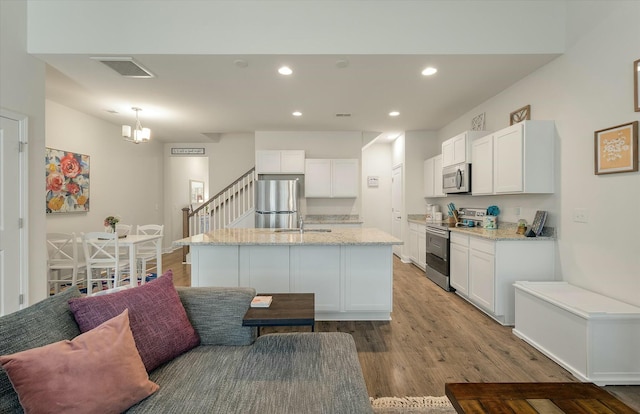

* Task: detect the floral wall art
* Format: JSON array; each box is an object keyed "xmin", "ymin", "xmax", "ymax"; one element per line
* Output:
[{"xmin": 46, "ymin": 148, "xmax": 90, "ymax": 213}]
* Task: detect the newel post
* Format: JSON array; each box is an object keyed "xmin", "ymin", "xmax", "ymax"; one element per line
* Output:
[{"xmin": 182, "ymin": 207, "xmax": 190, "ymax": 263}]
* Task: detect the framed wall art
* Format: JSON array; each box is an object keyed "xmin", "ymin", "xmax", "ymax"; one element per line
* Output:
[
  {"xmin": 45, "ymin": 148, "xmax": 90, "ymax": 213},
  {"xmin": 509, "ymin": 105, "xmax": 531, "ymax": 125},
  {"xmin": 471, "ymin": 112, "xmax": 486, "ymax": 131},
  {"xmin": 594, "ymin": 121, "xmax": 638, "ymax": 175}
]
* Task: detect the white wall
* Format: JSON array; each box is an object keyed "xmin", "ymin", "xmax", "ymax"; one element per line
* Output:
[
  {"xmin": 46, "ymin": 101, "xmax": 165, "ymax": 238},
  {"xmin": 1, "ymin": 0, "xmax": 47, "ymax": 304},
  {"xmin": 207, "ymin": 133, "xmax": 255, "ymax": 196},
  {"xmin": 361, "ymin": 142, "xmax": 392, "ymax": 232},
  {"xmin": 433, "ymin": 1, "xmax": 640, "ymax": 306}
]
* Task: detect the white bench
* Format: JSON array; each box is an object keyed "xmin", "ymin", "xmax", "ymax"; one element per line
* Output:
[{"xmin": 513, "ymin": 281, "xmax": 640, "ymax": 385}]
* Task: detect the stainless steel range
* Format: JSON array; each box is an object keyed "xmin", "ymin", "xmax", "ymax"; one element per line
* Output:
[{"xmin": 425, "ymin": 207, "xmax": 486, "ymax": 292}]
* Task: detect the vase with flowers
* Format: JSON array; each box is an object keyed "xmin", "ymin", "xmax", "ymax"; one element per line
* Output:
[{"xmin": 104, "ymin": 215, "xmax": 120, "ymax": 233}]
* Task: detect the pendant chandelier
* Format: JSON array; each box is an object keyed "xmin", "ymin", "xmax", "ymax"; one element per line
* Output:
[{"xmin": 122, "ymin": 107, "xmax": 151, "ymax": 144}]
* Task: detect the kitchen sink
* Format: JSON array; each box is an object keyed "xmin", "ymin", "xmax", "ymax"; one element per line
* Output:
[{"xmin": 273, "ymin": 228, "xmax": 332, "ymax": 233}]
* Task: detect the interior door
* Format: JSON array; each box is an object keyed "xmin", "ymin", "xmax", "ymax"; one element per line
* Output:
[
  {"xmin": 0, "ymin": 113, "xmax": 26, "ymax": 315},
  {"xmin": 391, "ymin": 165, "xmax": 403, "ymax": 257}
]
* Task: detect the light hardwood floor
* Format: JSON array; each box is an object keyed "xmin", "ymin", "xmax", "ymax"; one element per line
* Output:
[{"xmin": 163, "ymin": 249, "xmax": 640, "ymax": 410}]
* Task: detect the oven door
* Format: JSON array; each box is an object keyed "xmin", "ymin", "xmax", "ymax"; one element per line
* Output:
[{"xmin": 425, "ymin": 228, "xmax": 449, "ymax": 276}]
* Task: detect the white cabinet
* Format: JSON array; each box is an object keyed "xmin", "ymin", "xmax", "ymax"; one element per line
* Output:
[
  {"xmin": 305, "ymin": 159, "xmax": 358, "ymax": 198},
  {"xmin": 291, "ymin": 246, "xmax": 341, "ymax": 312},
  {"xmin": 423, "ymin": 155, "xmax": 445, "ymax": 198},
  {"xmin": 256, "ymin": 150, "xmax": 305, "ymax": 174},
  {"xmin": 441, "ymin": 131, "xmax": 486, "ymax": 167},
  {"xmin": 468, "ymin": 238, "xmax": 495, "ymax": 312},
  {"xmin": 471, "ymin": 134, "xmax": 494, "ymax": 195},
  {"xmin": 449, "ymin": 231, "xmax": 555, "ymax": 325},
  {"xmin": 449, "ymin": 233, "xmax": 469, "ymax": 296},
  {"xmin": 514, "ymin": 281, "xmax": 640, "ymax": 385},
  {"xmin": 408, "ymin": 222, "xmax": 426, "ymax": 270},
  {"xmin": 471, "ymin": 121, "xmax": 555, "ymax": 195}
]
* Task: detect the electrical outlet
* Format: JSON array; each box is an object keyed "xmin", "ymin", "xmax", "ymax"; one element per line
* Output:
[
  {"xmin": 573, "ymin": 208, "xmax": 589, "ymax": 223},
  {"xmin": 514, "ymin": 207, "xmax": 521, "ymax": 216}
]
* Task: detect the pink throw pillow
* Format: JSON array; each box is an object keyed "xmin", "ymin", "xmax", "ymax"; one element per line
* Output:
[
  {"xmin": 68, "ymin": 270, "xmax": 200, "ymax": 372},
  {"xmin": 0, "ymin": 309, "xmax": 158, "ymax": 414}
]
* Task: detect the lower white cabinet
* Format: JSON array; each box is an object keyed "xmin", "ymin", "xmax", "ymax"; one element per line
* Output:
[
  {"xmin": 191, "ymin": 244, "xmax": 393, "ymax": 320},
  {"xmin": 449, "ymin": 231, "xmax": 555, "ymax": 325},
  {"xmin": 408, "ymin": 222, "xmax": 426, "ymax": 270},
  {"xmin": 449, "ymin": 233, "xmax": 469, "ymax": 296}
]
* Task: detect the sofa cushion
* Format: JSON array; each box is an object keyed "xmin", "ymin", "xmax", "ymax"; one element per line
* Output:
[
  {"xmin": 0, "ymin": 309, "xmax": 158, "ymax": 414},
  {"xmin": 176, "ymin": 286, "xmax": 256, "ymax": 346},
  {"xmin": 0, "ymin": 286, "xmax": 82, "ymax": 413},
  {"xmin": 125, "ymin": 332, "xmax": 373, "ymax": 414},
  {"xmin": 68, "ymin": 271, "xmax": 200, "ymax": 372}
]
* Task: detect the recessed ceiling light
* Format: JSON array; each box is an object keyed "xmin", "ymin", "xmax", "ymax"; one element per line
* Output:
[
  {"xmin": 278, "ymin": 66, "xmax": 293, "ymax": 75},
  {"xmin": 292, "ymin": 111, "xmax": 302, "ymax": 117},
  {"xmin": 421, "ymin": 67, "xmax": 438, "ymax": 76},
  {"xmin": 335, "ymin": 59, "xmax": 349, "ymax": 69},
  {"xmin": 389, "ymin": 111, "xmax": 400, "ymax": 117}
]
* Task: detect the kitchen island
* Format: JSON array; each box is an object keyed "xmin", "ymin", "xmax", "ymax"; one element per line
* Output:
[{"xmin": 173, "ymin": 227, "xmax": 402, "ymax": 321}]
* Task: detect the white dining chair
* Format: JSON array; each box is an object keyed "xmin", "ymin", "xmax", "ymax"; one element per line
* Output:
[
  {"xmin": 82, "ymin": 231, "xmax": 131, "ymax": 295},
  {"xmin": 46, "ymin": 232, "xmax": 86, "ymax": 294},
  {"xmin": 115, "ymin": 223, "xmax": 133, "ymax": 237},
  {"xmin": 135, "ymin": 224, "xmax": 164, "ymax": 284}
]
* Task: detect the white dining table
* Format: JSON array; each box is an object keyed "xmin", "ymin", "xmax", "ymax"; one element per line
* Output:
[
  {"xmin": 79, "ymin": 234, "xmax": 164, "ymax": 287},
  {"xmin": 116, "ymin": 234, "xmax": 163, "ymax": 286}
]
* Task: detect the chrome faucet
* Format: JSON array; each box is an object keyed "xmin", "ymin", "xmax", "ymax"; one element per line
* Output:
[{"xmin": 299, "ymin": 217, "xmax": 304, "ymax": 233}]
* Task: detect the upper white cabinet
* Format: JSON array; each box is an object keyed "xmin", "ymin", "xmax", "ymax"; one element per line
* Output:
[
  {"xmin": 424, "ymin": 155, "xmax": 446, "ymax": 198},
  {"xmin": 442, "ymin": 131, "xmax": 487, "ymax": 167},
  {"xmin": 305, "ymin": 159, "xmax": 359, "ymax": 198},
  {"xmin": 471, "ymin": 120, "xmax": 555, "ymax": 195},
  {"xmin": 256, "ymin": 150, "xmax": 305, "ymax": 174},
  {"xmin": 471, "ymin": 134, "xmax": 494, "ymax": 195}
]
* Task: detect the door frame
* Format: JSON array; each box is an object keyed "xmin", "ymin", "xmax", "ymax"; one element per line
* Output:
[
  {"xmin": 391, "ymin": 163, "xmax": 403, "ymax": 258},
  {"xmin": 1, "ymin": 108, "xmax": 29, "ymax": 312}
]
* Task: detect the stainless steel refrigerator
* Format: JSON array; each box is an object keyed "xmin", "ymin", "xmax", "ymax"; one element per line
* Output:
[{"xmin": 255, "ymin": 179, "xmax": 299, "ymax": 228}]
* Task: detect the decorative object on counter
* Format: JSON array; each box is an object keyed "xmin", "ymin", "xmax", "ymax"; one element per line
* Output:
[
  {"xmin": 594, "ymin": 121, "xmax": 638, "ymax": 175},
  {"xmin": 509, "ymin": 104, "xmax": 531, "ymax": 125},
  {"xmin": 471, "ymin": 112, "xmax": 485, "ymax": 131},
  {"xmin": 486, "ymin": 205, "xmax": 500, "ymax": 216},
  {"xmin": 483, "ymin": 216, "xmax": 497, "ymax": 229},
  {"xmin": 435, "ymin": 212, "xmax": 443, "ymax": 222},
  {"xmin": 104, "ymin": 215, "xmax": 120, "ymax": 233},
  {"xmin": 525, "ymin": 210, "xmax": 548, "ymax": 237},
  {"xmin": 516, "ymin": 219, "xmax": 527, "ymax": 235}
]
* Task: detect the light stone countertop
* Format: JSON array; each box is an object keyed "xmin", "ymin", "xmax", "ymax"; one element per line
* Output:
[
  {"xmin": 173, "ymin": 227, "xmax": 403, "ymax": 246},
  {"xmin": 449, "ymin": 222, "xmax": 556, "ymax": 241}
]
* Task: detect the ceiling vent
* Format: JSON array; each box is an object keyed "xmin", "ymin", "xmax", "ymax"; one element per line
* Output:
[
  {"xmin": 91, "ymin": 57, "xmax": 155, "ymax": 78},
  {"xmin": 335, "ymin": 113, "xmax": 352, "ymax": 118}
]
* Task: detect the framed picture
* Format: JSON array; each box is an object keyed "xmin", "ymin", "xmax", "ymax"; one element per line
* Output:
[
  {"xmin": 634, "ymin": 59, "xmax": 639, "ymax": 112},
  {"xmin": 190, "ymin": 180, "xmax": 205, "ymax": 203},
  {"xmin": 45, "ymin": 148, "xmax": 90, "ymax": 213},
  {"xmin": 594, "ymin": 121, "xmax": 638, "ymax": 175},
  {"xmin": 471, "ymin": 112, "xmax": 485, "ymax": 131},
  {"xmin": 509, "ymin": 105, "xmax": 531, "ymax": 125}
]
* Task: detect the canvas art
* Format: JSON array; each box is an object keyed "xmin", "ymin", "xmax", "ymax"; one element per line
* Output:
[{"xmin": 46, "ymin": 148, "xmax": 90, "ymax": 213}]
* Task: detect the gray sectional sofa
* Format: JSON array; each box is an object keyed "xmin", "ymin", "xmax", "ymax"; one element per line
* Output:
[{"xmin": 0, "ymin": 286, "xmax": 373, "ymax": 413}]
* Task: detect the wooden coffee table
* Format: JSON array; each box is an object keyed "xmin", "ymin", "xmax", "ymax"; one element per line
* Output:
[
  {"xmin": 445, "ymin": 382, "xmax": 636, "ymax": 413},
  {"xmin": 242, "ymin": 293, "xmax": 315, "ymax": 336}
]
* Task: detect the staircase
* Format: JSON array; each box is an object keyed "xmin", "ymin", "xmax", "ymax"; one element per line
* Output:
[{"xmin": 181, "ymin": 168, "xmax": 255, "ymax": 260}]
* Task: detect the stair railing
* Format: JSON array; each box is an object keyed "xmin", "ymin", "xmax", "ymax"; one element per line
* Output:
[{"xmin": 181, "ymin": 167, "xmax": 255, "ymax": 261}]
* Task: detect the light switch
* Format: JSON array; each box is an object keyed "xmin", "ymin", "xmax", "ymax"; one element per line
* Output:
[{"xmin": 573, "ymin": 208, "xmax": 589, "ymax": 223}]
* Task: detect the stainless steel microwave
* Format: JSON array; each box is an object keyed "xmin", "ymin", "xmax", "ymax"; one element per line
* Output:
[{"xmin": 443, "ymin": 163, "xmax": 471, "ymax": 194}]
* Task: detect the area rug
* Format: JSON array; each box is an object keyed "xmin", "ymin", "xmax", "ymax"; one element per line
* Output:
[{"xmin": 370, "ymin": 396, "xmax": 456, "ymax": 414}]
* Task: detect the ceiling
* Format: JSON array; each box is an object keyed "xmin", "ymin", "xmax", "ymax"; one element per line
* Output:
[{"xmin": 41, "ymin": 53, "xmax": 559, "ymax": 143}]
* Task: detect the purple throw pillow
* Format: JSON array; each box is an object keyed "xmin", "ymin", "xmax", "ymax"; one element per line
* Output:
[{"xmin": 68, "ymin": 270, "xmax": 200, "ymax": 372}]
